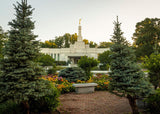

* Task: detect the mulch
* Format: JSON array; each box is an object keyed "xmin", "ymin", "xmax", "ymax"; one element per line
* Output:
[{"xmin": 57, "ymin": 91, "xmax": 132, "ymax": 114}]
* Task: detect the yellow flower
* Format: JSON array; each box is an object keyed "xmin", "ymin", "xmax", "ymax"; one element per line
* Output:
[{"xmin": 86, "ymin": 78, "xmax": 93, "ymax": 83}]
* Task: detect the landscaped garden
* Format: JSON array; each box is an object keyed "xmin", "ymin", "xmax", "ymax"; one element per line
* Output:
[
  {"xmin": 42, "ymin": 73, "xmax": 109, "ymax": 94},
  {"xmin": 0, "ymin": 0, "xmax": 160, "ymax": 114}
]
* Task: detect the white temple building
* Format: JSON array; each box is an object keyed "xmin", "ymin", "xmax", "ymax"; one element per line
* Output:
[{"xmin": 40, "ymin": 21, "xmax": 109, "ymax": 65}]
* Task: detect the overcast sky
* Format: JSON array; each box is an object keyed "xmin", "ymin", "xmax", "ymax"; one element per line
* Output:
[{"xmin": 1, "ymin": 0, "xmax": 160, "ymax": 44}]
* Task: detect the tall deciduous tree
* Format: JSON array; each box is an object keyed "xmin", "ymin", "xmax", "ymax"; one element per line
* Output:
[
  {"xmin": 98, "ymin": 42, "xmax": 113, "ymax": 48},
  {"xmin": 55, "ymin": 36, "xmax": 64, "ymax": 48},
  {"xmin": 98, "ymin": 50, "xmax": 112, "ymax": 70},
  {"xmin": 109, "ymin": 17, "xmax": 153, "ymax": 114},
  {"xmin": 143, "ymin": 53, "xmax": 160, "ymax": 89},
  {"xmin": 132, "ymin": 18, "xmax": 160, "ymax": 58},
  {"xmin": 70, "ymin": 33, "xmax": 77, "ymax": 44},
  {"xmin": 83, "ymin": 39, "xmax": 89, "ymax": 44},
  {"xmin": 0, "ymin": 0, "xmax": 59, "ymax": 113},
  {"xmin": 89, "ymin": 41, "xmax": 97, "ymax": 48},
  {"xmin": 63, "ymin": 33, "xmax": 70, "ymax": 48}
]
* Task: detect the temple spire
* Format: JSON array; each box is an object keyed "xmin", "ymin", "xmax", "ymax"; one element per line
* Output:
[{"xmin": 78, "ymin": 18, "xmax": 82, "ymax": 41}]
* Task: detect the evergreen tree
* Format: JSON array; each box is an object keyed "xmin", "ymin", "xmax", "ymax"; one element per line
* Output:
[
  {"xmin": 109, "ymin": 16, "xmax": 153, "ymax": 114},
  {"xmin": 0, "ymin": 0, "xmax": 59, "ymax": 113},
  {"xmin": 0, "ymin": 26, "xmax": 8, "ymax": 58}
]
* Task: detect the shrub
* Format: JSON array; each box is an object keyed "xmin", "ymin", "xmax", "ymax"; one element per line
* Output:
[
  {"xmin": 37, "ymin": 54, "xmax": 55, "ymax": 66},
  {"xmin": 98, "ymin": 50, "xmax": 112, "ymax": 69},
  {"xmin": 29, "ymin": 82, "xmax": 60, "ymax": 113},
  {"xmin": 55, "ymin": 66, "xmax": 66, "ymax": 71},
  {"xmin": 55, "ymin": 61, "xmax": 67, "ymax": 66},
  {"xmin": 47, "ymin": 67, "xmax": 56, "ymax": 75},
  {"xmin": 0, "ymin": 100, "xmax": 24, "ymax": 114},
  {"xmin": 146, "ymin": 89, "xmax": 160, "ymax": 113},
  {"xmin": 58, "ymin": 67, "xmax": 87, "ymax": 82},
  {"xmin": 56, "ymin": 81, "xmax": 75, "ymax": 94},
  {"xmin": 78, "ymin": 56, "xmax": 99, "ymax": 78},
  {"xmin": 42, "ymin": 74, "xmax": 75, "ymax": 94},
  {"xmin": 143, "ymin": 53, "xmax": 160, "ymax": 89},
  {"xmin": 92, "ymin": 74, "xmax": 109, "ymax": 91}
]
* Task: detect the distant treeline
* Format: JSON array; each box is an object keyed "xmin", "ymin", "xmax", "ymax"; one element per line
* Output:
[{"xmin": 40, "ymin": 33, "xmax": 113, "ymax": 48}]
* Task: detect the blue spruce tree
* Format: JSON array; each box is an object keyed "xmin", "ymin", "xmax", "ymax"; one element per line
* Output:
[
  {"xmin": 0, "ymin": 0, "xmax": 59, "ymax": 113},
  {"xmin": 109, "ymin": 16, "xmax": 153, "ymax": 114}
]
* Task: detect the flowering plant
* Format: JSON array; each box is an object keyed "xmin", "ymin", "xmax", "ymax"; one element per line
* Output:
[
  {"xmin": 42, "ymin": 73, "xmax": 110, "ymax": 94},
  {"xmin": 42, "ymin": 74, "xmax": 75, "ymax": 94}
]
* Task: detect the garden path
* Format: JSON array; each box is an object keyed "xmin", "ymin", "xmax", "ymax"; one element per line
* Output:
[{"xmin": 58, "ymin": 91, "xmax": 132, "ymax": 114}]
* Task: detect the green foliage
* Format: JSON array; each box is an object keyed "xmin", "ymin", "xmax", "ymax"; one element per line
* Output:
[
  {"xmin": 55, "ymin": 61, "xmax": 67, "ymax": 66},
  {"xmin": 146, "ymin": 89, "xmax": 160, "ymax": 113},
  {"xmin": 40, "ymin": 33, "xmax": 78, "ymax": 48},
  {"xmin": 0, "ymin": 26, "xmax": 8, "ymax": 58},
  {"xmin": 58, "ymin": 81, "xmax": 75, "ymax": 94},
  {"xmin": 58, "ymin": 67, "xmax": 87, "ymax": 82},
  {"xmin": 40, "ymin": 33, "xmax": 98, "ymax": 48},
  {"xmin": 109, "ymin": 16, "xmax": 153, "ymax": 97},
  {"xmin": 132, "ymin": 18, "xmax": 160, "ymax": 58},
  {"xmin": 89, "ymin": 41, "xmax": 97, "ymax": 48},
  {"xmin": 0, "ymin": 100, "xmax": 24, "ymax": 114},
  {"xmin": 98, "ymin": 50, "xmax": 112, "ymax": 70},
  {"xmin": 109, "ymin": 16, "xmax": 153, "ymax": 114},
  {"xmin": 47, "ymin": 67, "xmax": 56, "ymax": 75},
  {"xmin": 37, "ymin": 54, "xmax": 55, "ymax": 66},
  {"xmin": 40, "ymin": 40, "xmax": 57, "ymax": 48},
  {"xmin": 29, "ymin": 82, "xmax": 60, "ymax": 112},
  {"xmin": 98, "ymin": 42, "xmax": 113, "ymax": 48},
  {"xmin": 92, "ymin": 74, "xmax": 109, "ymax": 91},
  {"xmin": 143, "ymin": 53, "xmax": 160, "ymax": 89},
  {"xmin": 43, "ymin": 75, "xmax": 75, "ymax": 94},
  {"xmin": 99, "ymin": 64, "xmax": 110, "ymax": 70},
  {"xmin": 78, "ymin": 56, "xmax": 99, "ymax": 78},
  {"xmin": 0, "ymin": 1, "xmax": 59, "ymax": 113},
  {"xmin": 55, "ymin": 66, "xmax": 66, "ymax": 71}
]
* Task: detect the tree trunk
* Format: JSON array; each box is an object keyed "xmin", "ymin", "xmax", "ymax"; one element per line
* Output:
[
  {"xmin": 22, "ymin": 101, "xmax": 30, "ymax": 114},
  {"xmin": 127, "ymin": 94, "xmax": 139, "ymax": 114}
]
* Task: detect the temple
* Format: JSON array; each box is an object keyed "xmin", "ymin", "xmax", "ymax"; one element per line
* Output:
[{"xmin": 40, "ymin": 20, "xmax": 109, "ymax": 66}]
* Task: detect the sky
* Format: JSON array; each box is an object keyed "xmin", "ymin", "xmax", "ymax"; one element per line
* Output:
[{"xmin": 1, "ymin": 0, "xmax": 160, "ymax": 44}]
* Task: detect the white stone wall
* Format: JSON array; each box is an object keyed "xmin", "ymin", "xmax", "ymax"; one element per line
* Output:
[{"xmin": 40, "ymin": 47, "xmax": 109, "ymax": 61}]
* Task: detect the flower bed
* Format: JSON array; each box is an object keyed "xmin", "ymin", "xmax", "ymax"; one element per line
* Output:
[{"xmin": 42, "ymin": 73, "xmax": 110, "ymax": 94}]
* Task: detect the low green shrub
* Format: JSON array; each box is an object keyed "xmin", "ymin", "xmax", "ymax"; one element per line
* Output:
[
  {"xmin": 47, "ymin": 67, "xmax": 56, "ymax": 74},
  {"xmin": 99, "ymin": 64, "xmax": 110, "ymax": 70},
  {"xmin": 92, "ymin": 74, "xmax": 109, "ymax": 91},
  {"xmin": 55, "ymin": 66, "xmax": 66, "ymax": 71},
  {"xmin": 146, "ymin": 89, "xmax": 160, "ymax": 113},
  {"xmin": 29, "ymin": 81, "xmax": 60, "ymax": 113},
  {"xmin": 0, "ymin": 100, "xmax": 24, "ymax": 114},
  {"xmin": 91, "ymin": 66, "xmax": 100, "ymax": 70},
  {"xmin": 58, "ymin": 67, "xmax": 87, "ymax": 82},
  {"xmin": 55, "ymin": 61, "xmax": 67, "ymax": 66}
]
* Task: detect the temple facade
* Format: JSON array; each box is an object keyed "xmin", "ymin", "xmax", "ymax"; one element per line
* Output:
[{"xmin": 40, "ymin": 21, "xmax": 109, "ymax": 65}]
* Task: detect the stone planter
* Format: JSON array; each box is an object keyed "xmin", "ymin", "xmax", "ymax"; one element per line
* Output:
[{"xmin": 73, "ymin": 83, "xmax": 98, "ymax": 94}]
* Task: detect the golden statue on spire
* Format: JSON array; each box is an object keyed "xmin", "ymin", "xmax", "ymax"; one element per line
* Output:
[{"xmin": 79, "ymin": 18, "xmax": 82, "ymax": 25}]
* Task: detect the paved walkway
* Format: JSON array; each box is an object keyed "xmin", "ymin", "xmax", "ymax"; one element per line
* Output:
[{"xmin": 58, "ymin": 91, "xmax": 132, "ymax": 114}]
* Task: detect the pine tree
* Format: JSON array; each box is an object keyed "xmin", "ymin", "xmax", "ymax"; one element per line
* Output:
[
  {"xmin": 109, "ymin": 16, "xmax": 153, "ymax": 114},
  {"xmin": 0, "ymin": 0, "xmax": 59, "ymax": 113}
]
